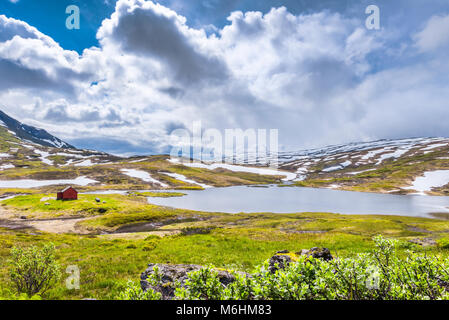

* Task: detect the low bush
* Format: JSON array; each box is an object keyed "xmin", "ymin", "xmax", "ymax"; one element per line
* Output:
[
  {"xmin": 123, "ymin": 236, "xmax": 449, "ymax": 300},
  {"xmin": 9, "ymin": 243, "xmax": 61, "ymax": 297}
]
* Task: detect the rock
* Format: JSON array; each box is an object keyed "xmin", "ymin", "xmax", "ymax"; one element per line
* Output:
[
  {"xmin": 20, "ymin": 216, "xmax": 27, "ymax": 220},
  {"xmin": 297, "ymin": 247, "xmax": 333, "ymax": 261},
  {"xmin": 268, "ymin": 254, "xmax": 292, "ymax": 273},
  {"xmin": 44, "ymin": 202, "xmax": 50, "ymax": 206},
  {"xmin": 140, "ymin": 263, "xmax": 237, "ymax": 300},
  {"xmin": 141, "ymin": 247, "xmax": 334, "ymax": 298},
  {"xmin": 95, "ymin": 198, "xmax": 101, "ymax": 203},
  {"xmin": 269, "ymin": 247, "xmax": 333, "ymax": 273},
  {"xmin": 103, "ymin": 201, "xmax": 107, "ymax": 204}
]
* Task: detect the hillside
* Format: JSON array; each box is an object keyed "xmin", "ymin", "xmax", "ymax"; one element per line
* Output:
[
  {"xmin": 0, "ymin": 112, "xmax": 285, "ymax": 193},
  {"xmin": 0, "ymin": 109, "xmax": 448, "ymax": 195},
  {"xmin": 1, "ymin": 113, "xmax": 449, "ymax": 300},
  {"xmin": 0, "ymin": 110, "xmax": 74, "ymax": 149},
  {"xmin": 277, "ymin": 137, "xmax": 449, "ymax": 195}
]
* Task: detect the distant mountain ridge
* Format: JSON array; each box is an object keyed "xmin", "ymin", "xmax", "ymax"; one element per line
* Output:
[{"xmin": 0, "ymin": 109, "xmax": 74, "ymax": 149}]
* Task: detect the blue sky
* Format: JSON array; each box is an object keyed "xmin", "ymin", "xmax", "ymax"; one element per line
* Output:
[
  {"xmin": 0, "ymin": 0, "xmax": 116, "ymax": 52},
  {"xmin": 0, "ymin": 0, "xmax": 449, "ymax": 155},
  {"xmin": 2, "ymin": 0, "xmax": 444, "ymax": 53}
]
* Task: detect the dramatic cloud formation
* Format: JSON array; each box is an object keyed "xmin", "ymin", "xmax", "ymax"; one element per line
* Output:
[{"xmin": 0, "ymin": 0, "xmax": 448, "ymax": 155}]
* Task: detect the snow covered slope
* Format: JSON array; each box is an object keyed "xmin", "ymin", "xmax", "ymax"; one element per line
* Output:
[
  {"xmin": 0, "ymin": 109, "xmax": 74, "ymax": 149},
  {"xmin": 278, "ymin": 137, "xmax": 449, "ymax": 172},
  {"xmin": 218, "ymin": 137, "xmax": 449, "ymax": 194}
]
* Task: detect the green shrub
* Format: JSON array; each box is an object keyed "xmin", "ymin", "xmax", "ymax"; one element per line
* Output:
[
  {"xmin": 116, "ymin": 281, "xmax": 161, "ymax": 300},
  {"xmin": 135, "ymin": 236, "xmax": 449, "ymax": 300},
  {"xmin": 142, "ymin": 241, "xmax": 157, "ymax": 251},
  {"xmin": 175, "ymin": 266, "xmax": 227, "ymax": 300},
  {"xmin": 437, "ymin": 238, "xmax": 449, "ymax": 249},
  {"xmin": 181, "ymin": 227, "xmax": 215, "ymax": 236},
  {"xmin": 9, "ymin": 243, "xmax": 61, "ymax": 297}
]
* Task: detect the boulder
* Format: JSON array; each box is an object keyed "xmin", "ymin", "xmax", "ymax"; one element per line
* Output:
[
  {"xmin": 297, "ymin": 247, "xmax": 333, "ymax": 261},
  {"xmin": 268, "ymin": 254, "xmax": 292, "ymax": 273},
  {"xmin": 140, "ymin": 263, "xmax": 237, "ymax": 300},
  {"xmin": 269, "ymin": 247, "xmax": 333, "ymax": 273},
  {"xmin": 141, "ymin": 247, "xmax": 334, "ymax": 297}
]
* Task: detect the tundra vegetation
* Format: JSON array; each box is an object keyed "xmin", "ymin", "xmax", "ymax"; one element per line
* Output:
[
  {"xmin": 2, "ymin": 193, "xmax": 449, "ymax": 299},
  {"xmin": 1, "ymin": 126, "xmax": 449, "ymax": 300},
  {"xmin": 125, "ymin": 236, "xmax": 449, "ymax": 300}
]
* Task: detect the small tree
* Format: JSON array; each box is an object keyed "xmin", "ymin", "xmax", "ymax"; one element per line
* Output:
[{"xmin": 9, "ymin": 243, "xmax": 61, "ymax": 297}]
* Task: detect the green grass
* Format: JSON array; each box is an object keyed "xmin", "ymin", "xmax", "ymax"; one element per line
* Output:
[
  {"xmin": 2, "ymin": 194, "xmax": 449, "ymax": 300},
  {"xmin": 1, "ymin": 220, "xmax": 448, "ymax": 300},
  {"xmin": 1, "ymin": 194, "xmax": 142, "ymax": 219}
]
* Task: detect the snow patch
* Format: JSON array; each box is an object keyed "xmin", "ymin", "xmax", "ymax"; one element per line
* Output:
[
  {"xmin": 322, "ymin": 160, "xmax": 352, "ymax": 172},
  {"xmin": 162, "ymin": 172, "xmax": 211, "ymax": 189},
  {"xmin": 168, "ymin": 158, "xmax": 296, "ymax": 181},
  {"xmin": 0, "ymin": 176, "xmax": 98, "ymax": 188},
  {"xmin": 421, "ymin": 143, "xmax": 447, "ymax": 151},
  {"xmin": 74, "ymin": 160, "xmax": 94, "ymax": 167},
  {"xmin": 404, "ymin": 170, "xmax": 449, "ymax": 194},
  {"xmin": 33, "ymin": 149, "xmax": 53, "ymax": 165},
  {"xmin": 0, "ymin": 164, "xmax": 14, "ymax": 170},
  {"xmin": 121, "ymin": 169, "xmax": 168, "ymax": 187}
]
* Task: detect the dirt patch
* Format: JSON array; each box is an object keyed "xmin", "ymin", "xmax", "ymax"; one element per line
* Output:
[
  {"xmin": 0, "ymin": 216, "xmax": 92, "ymax": 234},
  {"xmin": 113, "ymin": 216, "xmax": 210, "ymax": 234},
  {"xmin": 406, "ymin": 226, "xmax": 433, "ymax": 234},
  {"xmin": 22, "ymin": 217, "xmax": 91, "ymax": 234},
  {"xmin": 0, "ymin": 219, "xmax": 34, "ymax": 231},
  {"xmin": 281, "ymin": 228, "xmax": 327, "ymax": 234},
  {"xmin": 409, "ymin": 237, "xmax": 437, "ymax": 246}
]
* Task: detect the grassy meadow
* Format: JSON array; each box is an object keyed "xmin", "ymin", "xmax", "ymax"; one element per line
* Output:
[{"xmin": 2, "ymin": 192, "xmax": 449, "ymax": 299}]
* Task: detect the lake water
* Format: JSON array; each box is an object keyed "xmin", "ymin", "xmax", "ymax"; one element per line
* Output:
[{"xmin": 148, "ymin": 185, "xmax": 449, "ymax": 218}]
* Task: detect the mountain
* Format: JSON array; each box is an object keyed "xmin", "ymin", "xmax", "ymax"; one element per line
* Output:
[
  {"xmin": 273, "ymin": 137, "xmax": 449, "ymax": 195},
  {"xmin": 0, "ymin": 107, "xmax": 447, "ymax": 195},
  {"xmin": 0, "ymin": 109, "xmax": 74, "ymax": 149}
]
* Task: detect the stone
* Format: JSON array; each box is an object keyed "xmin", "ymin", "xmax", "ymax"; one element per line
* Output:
[
  {"xmin": 298, "ymin": 247, "xmax": 333, "ymax": 261},
  {"xmin": 269, "ymin": 247, "xmax": 333, "ymax": 273},
  {"xmin": 140, "ymin": 247, "xmax": 334, "ymax": 298},
  {"xmin": 268, "ymin": 254, "xmax": 292, "ymax": 273},
  {"xmin": 141, "ymin": 263, "xmax": 238, "ymax": 300}
]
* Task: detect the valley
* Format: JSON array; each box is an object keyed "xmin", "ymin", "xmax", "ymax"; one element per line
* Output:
[{"xmin": 1, "ymin": 111, "xmax": 449, "ymax": 300}]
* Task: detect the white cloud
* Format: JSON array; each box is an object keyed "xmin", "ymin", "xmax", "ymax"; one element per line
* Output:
[
  {"xmin": 414, "ymin": 14, "xmax": 449, "ymax": 53},
  {"xmin": 0, "ymin": 1, "xmax": 448, "ymax": 155}
]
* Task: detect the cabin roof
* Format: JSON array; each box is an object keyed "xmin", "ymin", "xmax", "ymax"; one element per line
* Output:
[{"xmin": 60, "ymin": 186, "xmax": 76, "ymax": 193}]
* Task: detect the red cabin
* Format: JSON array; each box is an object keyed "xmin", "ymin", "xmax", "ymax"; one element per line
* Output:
[{"xmin": 57, "ymin": 186, "xmax": 78, "ymax": 201}]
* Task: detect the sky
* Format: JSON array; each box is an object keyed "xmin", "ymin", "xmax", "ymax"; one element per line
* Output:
[{"xmin": 0, "ymin": 0, "xmax": 449, "ymax": 156}]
